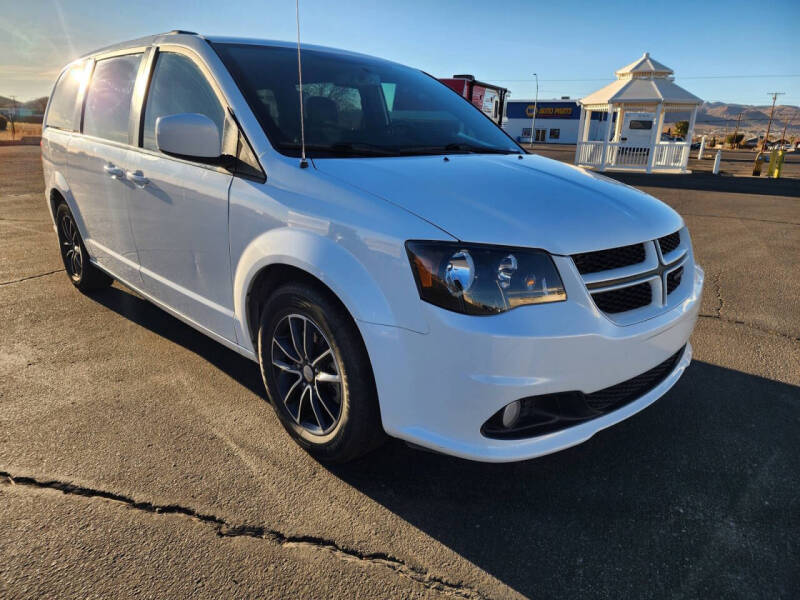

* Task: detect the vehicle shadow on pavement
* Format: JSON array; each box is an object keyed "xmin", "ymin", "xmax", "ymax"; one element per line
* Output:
[
  {"xmin": 330, "ymin": 362, "xmax": 800, "ymax": 598},
  {"xmin": 608, "ymin": 172, "xmax": 800, "ymax": 198},
  {"xmin": 90, "ymin": 285, "xmax": 267, "ymax": 399},
  {"xmin": 87, "ymin": 285, "xmax": 798, "ymax": 597}
]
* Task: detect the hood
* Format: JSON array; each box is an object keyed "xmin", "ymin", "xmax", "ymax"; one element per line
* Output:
[{"xmin": 312, "ymin": 153, "xmax": 684, "ymax": 255}]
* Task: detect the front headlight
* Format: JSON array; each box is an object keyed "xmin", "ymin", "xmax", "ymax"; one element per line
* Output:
[{"xmin": 405, "ymin": 241, "xmax": 567, "ymax": 315}]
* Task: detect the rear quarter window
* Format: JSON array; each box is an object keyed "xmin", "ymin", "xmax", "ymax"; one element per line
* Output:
[
  {"xmin": 83, "ymin": 53, "xmax": 143, "ymax": 144},
  {"xmin": 45, "ymin": 62, "xmax": 86, "ymax": 131}
]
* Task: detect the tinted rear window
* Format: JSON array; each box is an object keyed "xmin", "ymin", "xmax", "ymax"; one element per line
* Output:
[
  {"xmin": 83, "ymin": 53, "xmax": 142, "ymax": 144},
  {"xmin": 46, "ymin": 62, "xmax": 86, "ymax": 131}
]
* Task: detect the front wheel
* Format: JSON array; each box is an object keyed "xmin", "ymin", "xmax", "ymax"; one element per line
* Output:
[
  {"xmin": 257, "ymin": 282, "xmax": 384, "ymax": 463},
  {"xmin": 55, "ymin": 202, "xmax": 113, "ymax": 292}
]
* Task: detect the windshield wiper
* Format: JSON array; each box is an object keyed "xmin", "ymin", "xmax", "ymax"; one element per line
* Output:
[
  {"xmin": 278, "ymin": 142, "xmax": 400, "ymax": 157},
  {"xmin": 399, "ymin": 143, "xmax": 520, "ymax": 156},
  {"xmin": 442, "ymin": 143, "xmax": 520, "ymax": 155},
  {"xmin": 329, "ymin": 143, "xmax": 401, "ymax": 156}
]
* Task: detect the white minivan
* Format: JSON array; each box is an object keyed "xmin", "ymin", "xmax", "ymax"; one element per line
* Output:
[{"xmin": 42, "ymin": 31, "xmax": 703, "ymax": 463}]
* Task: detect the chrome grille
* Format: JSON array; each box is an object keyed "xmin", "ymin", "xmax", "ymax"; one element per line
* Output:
[
  {"xmin": 667, "ymin": 266, "xmax": 684, "ymax": 294},
  {"xmin": 592, "ymin": 282, "xmax": 652, "ymax": 314},
  {"xmin": 572, "ymin": 228, "xmax": 690, "ymax": 321},
  {"xmin": 572, "ymin": 243, "xmax": 646, "ymax": 274},
  {"xmin": 658, "ymin": 231, "xmax": 681, "ymax": 255}
]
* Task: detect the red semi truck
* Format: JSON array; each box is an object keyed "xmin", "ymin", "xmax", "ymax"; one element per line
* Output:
[{"xmin": 439, "ymin": 74, "xmax": 509, "ymax": 125}]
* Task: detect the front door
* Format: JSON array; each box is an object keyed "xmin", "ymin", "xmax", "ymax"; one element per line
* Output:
[
  {"xmin": 127, "ymin": 49, "xmax": 235, "ymax": 341},
  {"xmin": 68, "ymin": 52, "xmax": 144, "ymax": 285}
]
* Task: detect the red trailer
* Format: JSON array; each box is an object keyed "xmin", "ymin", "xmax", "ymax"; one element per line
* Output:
[{"xmin": 439, "ymin": 74, "xmax": 508, "ymax": 125}]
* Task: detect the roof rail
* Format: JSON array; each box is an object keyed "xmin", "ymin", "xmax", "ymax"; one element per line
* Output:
[{"xmin": 165, "ymin": 29, "xmax": 198, "ymax": 35}]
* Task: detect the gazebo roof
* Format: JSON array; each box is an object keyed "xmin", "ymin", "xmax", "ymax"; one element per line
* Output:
[
  {"xmin": 615, "ymin": 52, "xmax": 673, "ymax": 78},
  {"xmin": 580, "ymin": 53, "xmax": 702, "ymax": 107}
]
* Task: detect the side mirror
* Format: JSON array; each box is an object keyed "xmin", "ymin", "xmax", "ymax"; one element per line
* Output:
[{"xmin": 155, "ymin": 113, "xmax": 221, "ymax": 160}]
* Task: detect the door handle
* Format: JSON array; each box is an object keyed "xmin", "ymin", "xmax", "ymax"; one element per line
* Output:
[
  {"xmin": 103, "ymin": 163, "xmax": 124, "ymax": 179},
  {"xmin": 126, "ymin": 170, "xmax": 149, "ymax": 188}
]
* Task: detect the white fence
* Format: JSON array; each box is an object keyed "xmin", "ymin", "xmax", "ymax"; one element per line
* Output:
[
  {"xmin": 653, "ymin": 142, "xmax": 690, "ymax": 169},
  {"xmin": 607, "ymin": 145, "xmax": 649, "ymax": 168},
  {"xmin": 575, "ymin": 141, "xmax": 690, "ymax": 171},
  {"xmin": 575, "ymin": 141, "xmax": 604, "ymax": 167}
]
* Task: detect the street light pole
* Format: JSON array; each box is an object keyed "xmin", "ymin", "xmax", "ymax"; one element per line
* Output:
[{"xmin": 529, "ymin": 73, "xmax": 538, "ymax": 150}]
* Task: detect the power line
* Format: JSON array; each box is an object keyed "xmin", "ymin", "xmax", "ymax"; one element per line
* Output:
[
  {"xmin": 484, "ymin": 74, "xmax": 800, "ymax": 83},
  {"xmin": 686, "ymin": 118, "xmax": 797, "ymax": 123}
]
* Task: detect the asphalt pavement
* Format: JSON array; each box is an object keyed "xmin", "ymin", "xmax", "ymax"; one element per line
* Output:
[{"xmin": 1, "ymin": 145, "xmax": 798, "ymax": 599}]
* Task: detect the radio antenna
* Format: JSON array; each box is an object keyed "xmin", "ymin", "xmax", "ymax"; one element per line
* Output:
[{"xmin": 296, "ymin": 0, "xmax": 308, "ymax": 168}]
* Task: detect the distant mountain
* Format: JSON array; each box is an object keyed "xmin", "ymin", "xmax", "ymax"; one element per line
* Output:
[
  {"xmin": 693, "ymin": 102, "xmax": 800, "ymax": 138},
  {"xmin": 0, "ymin": 96, "xmax": 48, "ymax": 112}
]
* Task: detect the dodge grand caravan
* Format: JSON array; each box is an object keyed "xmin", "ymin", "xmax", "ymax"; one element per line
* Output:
[{"xmin": 41, "ymin": 31, "xmax": 703, "ymax": 463}]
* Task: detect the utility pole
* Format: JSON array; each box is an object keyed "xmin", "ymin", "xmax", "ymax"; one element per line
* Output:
[
  {"xmin": 9, "ymin": 95, "xmax": 16, "ymax": 141},
  {"xmin": 529, "ymin": 73, "xmax": 538, "ymax": 150},
  {"xmin": 731, "ymin": 112, "xmax": 742, "ymax": 149},
  {"xmin": 760, "ymin": 91, "xmax": 784, "ymax": 152},
  {"xmin": 779, "ymin": 117, "xmax": 791, "ymax": 148}
]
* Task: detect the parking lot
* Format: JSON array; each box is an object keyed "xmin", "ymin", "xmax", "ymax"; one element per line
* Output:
[{"xmin": 1, "ymin": 144, "xmax": 798, "ymax": 599}]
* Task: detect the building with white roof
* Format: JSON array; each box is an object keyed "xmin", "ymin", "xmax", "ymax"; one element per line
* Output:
[{"xmin": 575, "ymin": 53, "xmax": 703, "ymax": 173}]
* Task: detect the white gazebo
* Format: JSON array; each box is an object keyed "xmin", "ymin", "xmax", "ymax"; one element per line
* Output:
[{"xmin": 574, "ymin": 53, "xmax": 702, "ymax": 173}]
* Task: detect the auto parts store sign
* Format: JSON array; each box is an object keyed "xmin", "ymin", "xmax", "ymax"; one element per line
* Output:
[{"xmin": 506, "ymin": 102, "xmax": 579, "ymax": 119}]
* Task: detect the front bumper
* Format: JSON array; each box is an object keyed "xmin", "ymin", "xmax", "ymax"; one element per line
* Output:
[{"xmin": 359, "ymin": 261, "xmax": 703, "ymax": 462}]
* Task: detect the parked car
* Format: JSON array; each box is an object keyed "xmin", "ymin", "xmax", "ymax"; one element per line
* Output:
[{"xmin": 41, "ymin": 32, "xmax": 703, "ymax": 463}]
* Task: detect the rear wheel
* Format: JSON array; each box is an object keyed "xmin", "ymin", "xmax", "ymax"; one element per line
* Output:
[
  {"xmin": 257, "ymin": 282, "xmax": 384, "ymax": 463},
  {"xmin": 55, "ymin": 202, "xmax": 113, "ymax": 292}
]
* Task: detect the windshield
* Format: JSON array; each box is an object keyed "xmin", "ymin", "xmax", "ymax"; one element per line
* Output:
[{"xmin": 212, "ymin": 42, "xmax": 521, "ymax": 158}]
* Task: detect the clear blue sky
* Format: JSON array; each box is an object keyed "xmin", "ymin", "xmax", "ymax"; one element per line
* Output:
[{"xmin": 2, "ymin": 0, "xmax": 798, "ymax": 106}]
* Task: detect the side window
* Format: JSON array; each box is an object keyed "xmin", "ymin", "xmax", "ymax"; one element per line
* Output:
[
  {"xmin": 45, "ymin": 61, "xmax": 86, "ymax": 131},
  {"xmin": 142, "ymin": 52, "xmax": 225, "ymax": 152},
  {"xmin": 83, "ymin": 54, "xmax": 142, "ymax": 143}
]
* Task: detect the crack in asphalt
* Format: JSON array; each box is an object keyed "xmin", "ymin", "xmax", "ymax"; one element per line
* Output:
[
  {"xmin": 0, "ymin": 471, "xmax": 492, "ymax": 600},
  {"xmin": 698, "ymin": 314, "xmax": 800, "ymax": 342},
  {"xmin": 698, "ymin": 272, "xmax": 799, "ymax": 342},
  {"xmin": 680, "ymin": 212, "xmax": 800, "ymax": 227},
  {"xmin": 0, "ymin": 269, "xmax": 64, "ymax": 286},
  {"xmin": 711, "ymin": 272, "xmax": 724, "ymax": 317}
]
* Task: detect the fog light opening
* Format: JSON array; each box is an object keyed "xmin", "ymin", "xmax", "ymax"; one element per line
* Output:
[{"xmin": 501, "ymin": 400, "xmax": 521, "ymax": 428}]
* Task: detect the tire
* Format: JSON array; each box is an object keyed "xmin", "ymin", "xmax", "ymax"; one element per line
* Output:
[
  {"xmin": 257, "ymin": 282, "xmax": 384, "ymax": 463},
  {"xmin": 55, "ymin": 202, "xmax": 113, "ymax": 292}
]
